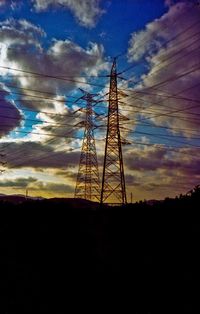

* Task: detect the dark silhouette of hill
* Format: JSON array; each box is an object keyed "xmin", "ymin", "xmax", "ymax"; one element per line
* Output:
[{"xmin": 0, "ymin": 186, "xmax": 199, "ymax": 313}]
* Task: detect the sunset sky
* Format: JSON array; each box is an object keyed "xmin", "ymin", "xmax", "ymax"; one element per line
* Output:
[{"xmin": 0, "ymin": 0, "xmax": 200, "ymax": 202}]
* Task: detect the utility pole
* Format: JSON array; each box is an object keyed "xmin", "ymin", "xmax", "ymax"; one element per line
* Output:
[
  {"xmin": 74, "ymin": 92, "xmax": 100, "ymax": 202},
  {"xmin": 101, "ymin": 58, "xmax": 127, "ymax": 205}
]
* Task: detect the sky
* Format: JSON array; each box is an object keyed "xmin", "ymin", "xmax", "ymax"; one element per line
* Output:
[{"xmin": 0, "ymin": 0, "xmax": 200, "ymax": 202}]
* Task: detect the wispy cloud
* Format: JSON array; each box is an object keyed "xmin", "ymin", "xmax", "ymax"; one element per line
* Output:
[
  {"xmin": 0, "ymin": 1, "xmax": 23, "ymax": 11},
  {"xmin": 32, "ymin": 0, "xmax": 105, "ymax": 28}
]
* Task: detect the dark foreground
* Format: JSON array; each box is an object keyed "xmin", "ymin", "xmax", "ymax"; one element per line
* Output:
[{"xmin": 0, "ymin": 189, "xmax": 199, "ymax": 313}]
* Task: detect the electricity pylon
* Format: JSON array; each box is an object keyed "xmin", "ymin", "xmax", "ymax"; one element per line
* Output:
[
  {"xmin": 101, "ymin": 58, "xmax": 127, "ymax": 205},
  {"xmin": 74, "ymin": 92, "xmax": 100, "ymax": 202}
]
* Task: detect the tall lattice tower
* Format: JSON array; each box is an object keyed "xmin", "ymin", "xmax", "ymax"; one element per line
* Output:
[
  {"xmin": 101, "ymin": 58, "xmax": 127, "ymax": 205},
  {"xmin": 74, "ymin": 92, "xmax": 100, "ymax": 202}
]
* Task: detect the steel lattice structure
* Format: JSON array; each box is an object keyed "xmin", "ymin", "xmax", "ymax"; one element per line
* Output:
[
  {"xmin": 74, "ymin": 93, "xmax": 100, "ymax": 202},
  {"xmin": 101, "ymin": 58, "xmax": 127, "ymax": 205}
]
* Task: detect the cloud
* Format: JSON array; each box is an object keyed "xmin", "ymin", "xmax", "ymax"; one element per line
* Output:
[
  {"xmin": 0, "ymin": 18, "xmax": 45, "ymax": 47},
  {"xmin": 0, "ymin": 0, "xmax": 6, "ymax": 6},
  {"xmin": 127, "ymin": 1, "xmax": 200, "ymax": 138},
  {"xmin": 32, "ymin": 0, "xmax": 104, "ymax": 28},
  {"xmin": 123, "ymin": 144, "xmax": 200, "ymax": 200},
  {"xmin": 128, "ymin": 1, "xmax": 196, "ymax": 62},
  {"xmin": 30, "ymin": 181, "xmax": 74, "ymax": 193},
  {"xmin": 0, "ymin": 18, "xmax": 107, "ymax": 143},
  {"xmin": 125, "ymin": 144, "xmax": 200, "ymax": 174},
  {"xmin": 125, "ymin": 145, "xmax": 169, "ymax": 171},
  {"xmin": 0, "ymin": 176, "xmax": 73, "ymax": 194},
  {"xmin": 0, "ymin": 176, "xmax": 37, "ymax": 188},
  {"xmin": 0, "ymin": 141, "xmax": 81, "ymax": 169},
  {"xmin": 55, "ymin": 169, "xmax": 77, "ymax": 179},
  {"xmin": 0, "ymin": 1, "xmax": 22, "ymax": 10},
  {"xmin": 0, "ymin": 86, "xmax": 22, "ymax": 136},
  {"xmin": 164, "ymin": 0, "xmax": 175, "ymax": 8},
  {"xmin": 0, "ymin": 17, "xmax": 108, "ymax": 198},
  {"xmin": 0, "ymin": 19, "xmax": 106, "ymax": 105}
]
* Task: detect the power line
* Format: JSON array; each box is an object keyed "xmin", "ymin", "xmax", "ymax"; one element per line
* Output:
[
  {"xmin": 119, "ymin": 7, "xmax": 200, "ymax": 75},
  {"xmin": 0, "ymin": 88, "xmax": 93, "ymax": 103},
  {"xmin": 1, "ymin": 81, "xmax": 200, "ymax": 162},
  {"xmin": 1, "ymin": 122, "xmax": 77, "ymax": 164},
  {"xmin": 0, "ymin": 65, "xmax": 106, "ymax": 88},
  {"xmin": 0, "ymin": 100, "xmax": 82, "ymax": 118},
  {"xmin": 0, "ymin": 91, "xmax": 108, "ymax": 164},
  {"xmin": 130, "ymin": 130, "xmax": 200, "ymax": 147},
  {"xmin": 128, "ymin": 121, "xmax": 200, "ymax": 136},
  {"xmin": 3, "ymin": 104, "xmax": 200, "ymax": 151},
  {"xmin": 95, "ymin": 100, "xmax": 200, "ymax": 124},
  {"xmin": 119, "ymin": 60, "xmax": 200, "ymax": 97},
  {"xmin": 0, "ymin": 113, "xmax": 83, "ymax": 128},
  {"xmin": 129, "ymin": 39, "xmax": 200, "ymax": 86},
  {"xmin": 0, "ymin": 55, "xmax": 199, "ymax": 121},
  {"xmin": 138, "ymin": 63, "xmax": 200, "ymax": 92},
  {"xmin": 6, "ymin": 143, "xmax": 81, "ymax": 170},
  {"xmin": 3, "ymin": 92, "xmax": 200, "ymax": 129},
  {"xmin": 0, "ymin": 126, "xmax": 104, "ymax": 140},
  {"xmin": 126, "ymin": 103, "xmax": 200, "ymax": 124},
  {"xmin": 121, "ymin": 81, "xmax": 200, "ymax": 125},
  {"xmin": 1, "ymin": 123, "xmax": 102, "ymax": 169},
  {"xmin": 2, "ymin": 102, "xmax": 200, "ymax": 165},
  {"xmin": 2, "ymin": 27, "xmax": 198, "ymax": 101},
  {"xmin": 125, "ymin": 140, "xmax": 200, "ymax": 152},
  {"xmin": 98, "ymin": 125, "xmax": 200, "ymax": 147},
  {"xmin": 2, "ymin": 128, "xmax": 200, "ymax": 172},
  {"xmin": 112, "ymin": 78, "xmax": 200, "ymax": 124},
  {"xmin": 1, "ymin": 82, "xmax": 109, "ymax": 100},
  {"xmin": 124, "ymin": 86, "xmax": 200, "ymax": 105}
]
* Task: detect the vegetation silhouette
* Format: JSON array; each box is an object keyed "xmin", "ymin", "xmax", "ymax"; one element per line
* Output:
[{"xmin": 1, "ymin": 186, "xmax": 199, "ymax": 313}]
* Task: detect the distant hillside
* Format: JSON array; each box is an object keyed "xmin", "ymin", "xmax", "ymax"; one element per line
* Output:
[
  {"xmin": 0, "ymin": 194, "xmax": 102, "ymax": 209},
  {"xmin": 1, "ymin": 184, "xmax": 199, "ymax": 208}
]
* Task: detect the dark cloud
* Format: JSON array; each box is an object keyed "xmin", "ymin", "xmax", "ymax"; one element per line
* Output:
[
  {"xmin": 31, "ymin": 181, "xmax": 74, "ymax": 193},
  {"xmin": 55, "ymin": 169, "xmax": 77, "ymax": 179},
  {"xmin": 0, "ymin": 176, "xmax": 37, "ymax": 188},
  {"xmin": 0, "ymin": 176, "xmax": 74, "ymax": 194},
  {"xmin": 1, "ymin": 141, "xmax": 80, "ymax": 168},
  {"xmin": 125, "ymin": 146, "xmax": 169, "ymax": 171},
  {"xmin": 125, "ymin": 174, "xmax": 141, "ymax": 186},
  {"xmin": 0, "ymin": 87, "xmax": 22, "ymax": 136},
  {"xmin": 124, "ymin": 146, "xmax": 200, "ymax": 180}
]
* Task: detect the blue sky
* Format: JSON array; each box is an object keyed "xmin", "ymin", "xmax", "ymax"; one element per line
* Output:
[
  {"xmin": 0, "ymin": 1, "xmax": 168, "ymax": 57},
  {"xmin": 0, "ymin": 0, "xmax": 200, "ymax": 202}
]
